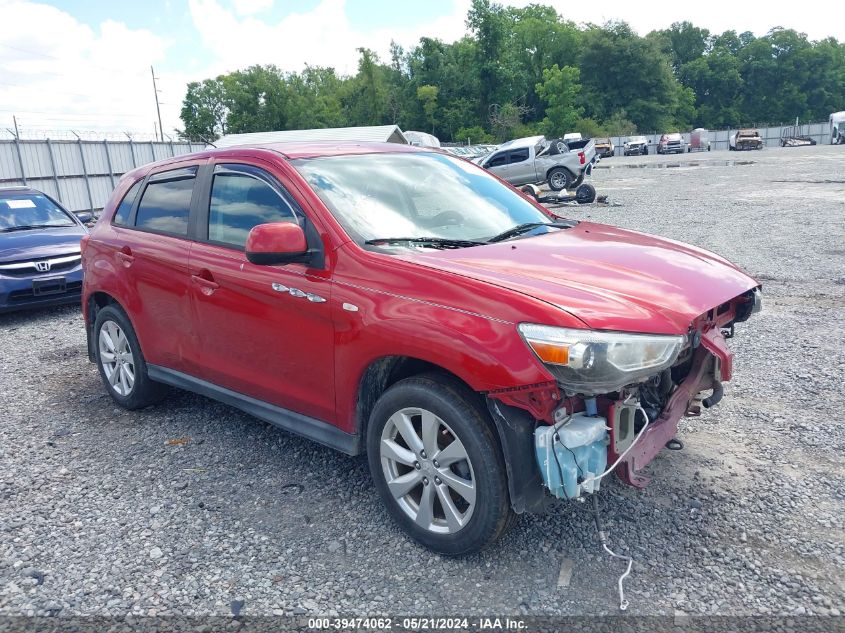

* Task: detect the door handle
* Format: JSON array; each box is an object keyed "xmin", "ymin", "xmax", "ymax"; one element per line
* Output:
[
  {"xmin": 115, "ymin": 249, "xmax": 134, "ymax": 267},
  {"xmin": 191, "ymin": 274, "xmax": 219, "ymax": 295}
]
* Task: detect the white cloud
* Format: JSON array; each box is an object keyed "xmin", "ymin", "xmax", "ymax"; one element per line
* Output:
[
  {"xmin": 231, "ymin": 0, "xmax": 274, "ymax": 17},
  {"xmin": 0, "ymin": 1, "xmax": 186, "ymax": 139},
  {"xmin": 1, "ymin": 0, "xmax": 842, "ymax": 140},
  {"xmin": 187, "ymin": 0, "xmax": 471, "ymax": 77}
]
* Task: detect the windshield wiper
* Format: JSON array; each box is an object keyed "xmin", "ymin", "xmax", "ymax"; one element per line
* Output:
[
  {"xmin": 364, "ymin": 237, "xmax": 486, "ymax": 249},
  {"xmin": 486, "ymin": 221, "xmax": 576, "ymax": 243},
  {"xmin": 0, "ymin": 224, "xmax": 73, "ymax": 232}
]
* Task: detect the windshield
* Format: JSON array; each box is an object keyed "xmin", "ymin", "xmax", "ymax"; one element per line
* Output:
[
  {"xmin": 628, "ymin": 136, "xmax": 646, "ymax": 143},
  {"xmin": 293, "ymin": 152, "xmax": 554, "ymax": 246},
  {"xmin": 0, "ymin": 192, "xmax": 76, "ymax": 231}
]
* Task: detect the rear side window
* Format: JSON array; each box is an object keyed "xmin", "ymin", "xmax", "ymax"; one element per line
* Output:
[
  {"xmin": 208, "ymin": 170, "xmax": 297, "ymax": 248},
  {"xmin": 135, "ymin": 169, "xmax": 196, "ymax": 236},
  {"xmin": 112, "ymin": 180, "xmax": 142, "ymax": 226},
  {"xmin": 508, "ymin": 149, "xmax": 529, "ymax": 164}
]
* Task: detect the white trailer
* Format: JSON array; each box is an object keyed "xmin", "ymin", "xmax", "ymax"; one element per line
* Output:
[{"xmin": 830, "ymin": 111, "xmax": 845, "ymax": 144}]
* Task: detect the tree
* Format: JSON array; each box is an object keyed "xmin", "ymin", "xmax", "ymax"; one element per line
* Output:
[
  {"xmin": 466, "ymin": 0, "xmax": 512, "ymax": 118},
  {"xmin": 489, "ymin": 102, "xmax": 531, "ymax": 141},
  {"xmin": 454, "ymin": 125, "xmax": 494, "ymax": 144},
  {"xmin": 179, "ymin": 78, "xmax": 229, "ymax": 141},
  {"xmin": 507, "ymin": 5, "xmax": 582, "ymax": 119},
  {"xmin": 680, "ymin": 47, "xmax": 743, "ymax": 127},
  {"xmin": 179, "ymin": 9, "xmax": 845, "ymax": 141},
  {"xmin": 580, "ymin": 22, "xmax": 687, "ymax": 131},
  {"xmin": 535, "ymin": 64, "xmax": 582, "ymax": 136},
  {"xmin": 416, "ymin": 85, "xmax": 439, "ymax": 133},
  {"xmin": 654, "ymin": 21, "xmax": 711, "ymax": 71},
  {"xmin": 603, "ymin": 110, "xmax": 637, "ymax": 136}
]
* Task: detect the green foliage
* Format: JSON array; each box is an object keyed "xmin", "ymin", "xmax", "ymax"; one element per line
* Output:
[
  {"xmin": 573, "ymin": 117, "xmax": 605, "ymax": 138},
  {"xmin": 179, "ymin": 78, "xmax": 228, "ymax": 141},
  {"xmin": 489, "ymin": 102, "xmax": 531, "ymax": 141},
  {"xmin": 454, "ymin": 125, "xmax": 495, "ymax": 144},
  {"xmin": 536, "ymin": 65, "xmax": 583, "ymax": 136},
  {"xmin": 179, "ymin": 6, "xmax": 845, "ymax": 143},
  {"xmin": 416, "ymin": 85, "xmax": 439, "ymax": 133},
  {"xmin": 602, "ymin": 111, "xmax": 637, "ymax": 136}
]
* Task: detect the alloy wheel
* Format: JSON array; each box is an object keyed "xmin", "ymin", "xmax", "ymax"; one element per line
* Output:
[
  {"xmin": 379, "ymin": 407, "xmax": 476, "ymax": 534},
  {"xmin": 549, "ymin": 172, "xmax": 566, "ymax": 189},
  {"xmin": 99, "ymin": 320, "xmax": 135, "ymax": 396}
]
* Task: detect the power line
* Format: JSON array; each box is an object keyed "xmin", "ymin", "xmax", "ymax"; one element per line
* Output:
[
  {"xmin": 0, "ymin": 79, "xmax": 125, "ymax": 100},
  {"xmin": 0, "ymin": 109, "xmax": 155, "ymax": 120},
  {"xmin": 0, "ymin": 42, "xmax": 148, "ymax": 77}
]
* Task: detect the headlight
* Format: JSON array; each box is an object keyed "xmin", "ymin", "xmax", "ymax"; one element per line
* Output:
[{"xmin": 518, "ymin": 324, "xmax": 685, "ymax": 396}]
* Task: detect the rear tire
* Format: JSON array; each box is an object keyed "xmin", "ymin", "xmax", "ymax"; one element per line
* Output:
[
  {"xmin": 93, "ymin": 305, "xmax": 167, "ymax": 410},
  {"xmin": 367, "ymin": 374, "xmax": 514, "ymax": 555},
  {"xmin": 547, "ymin": 168, "xmax": 572, "ymax": 191}
]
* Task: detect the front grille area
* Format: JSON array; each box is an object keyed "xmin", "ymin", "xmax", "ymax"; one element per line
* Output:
[
  {"xmin": 7, "ymin": 281, "xmax": 82, "ymax": 303},
  {"xmin": 0, "ymin": 254, "xmax": 81, "ymax": 278}
]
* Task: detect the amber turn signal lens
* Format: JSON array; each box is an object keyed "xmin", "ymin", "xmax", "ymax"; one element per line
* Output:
[{"xmin": 526, "ymin": 340, "xmax": 569, "ymax": 365}]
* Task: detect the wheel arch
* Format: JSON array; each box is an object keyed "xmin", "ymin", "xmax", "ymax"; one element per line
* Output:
[
  {"xmin": 85, "ymin": 292, "xmax": 134, "ymax": 362},
  {"xmin": 545, "ymin": 165, "xmax": 574, "ymax": 182},
  {"xmin": 355, "ymin": 356, "xmax": 486, "ymax": 450},
  {"xmin": 354, "ymin": 355, "xmax": 547, "ymax": 514}
]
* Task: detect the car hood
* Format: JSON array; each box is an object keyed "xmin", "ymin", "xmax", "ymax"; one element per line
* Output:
[
  {"xmin": 409, "ymin": 222, "xmax": 759, "ymax": 334},
  {"xmin": 0, "ymin": 225, "xmax": 85, "ymax": 263}
]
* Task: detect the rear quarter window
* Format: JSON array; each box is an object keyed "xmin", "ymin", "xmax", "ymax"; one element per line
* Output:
[{"xmin": 112, "ymin": 180, "xmax": 142, "ymax": 226}]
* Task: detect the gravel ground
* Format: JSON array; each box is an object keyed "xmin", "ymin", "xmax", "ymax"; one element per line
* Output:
[{"xmin": 1, "ymin": 145, "xmax": 843, "ymax": 620}]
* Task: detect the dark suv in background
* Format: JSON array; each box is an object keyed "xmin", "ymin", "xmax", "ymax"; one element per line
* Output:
[{"xmin": 0, "ymin": 187, "xmax": 90, "ymax": 312}]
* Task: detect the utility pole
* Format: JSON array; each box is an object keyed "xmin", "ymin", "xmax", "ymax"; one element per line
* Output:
[
  {"xmin": 13, "ymin": 115, "xmax": 20, "ymax": 138},
  {"xmin": 151, "ymin": 66, "xmax": 163, "ymax": 142}
]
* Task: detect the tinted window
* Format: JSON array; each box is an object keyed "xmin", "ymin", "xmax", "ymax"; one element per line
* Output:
[
  {"xmin": 135, "ymin": 177, "xmax": 194, "ymax": 235},
  {"xmin": 208, "ymin": 172, "xmax": 297, "ymax": 248},
  {"xmin": 508, "ymin": 149, "xmax": 529, "ymax": 164},
  {"xmin": 112, "ymin": 180, "xmax": 142, "ymax": 226},
  {"xmin": 487, "ymin": 152, "xmax": 507, "ymax": 167}
]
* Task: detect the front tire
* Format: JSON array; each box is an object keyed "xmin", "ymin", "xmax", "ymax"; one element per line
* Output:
[
  {"xmin": 94, "ymin": 305, "xmax": 167, "ymax": 409},
  {"xmin": 367, "ymin": 375, "xmax": 514, "ymax": 555}
]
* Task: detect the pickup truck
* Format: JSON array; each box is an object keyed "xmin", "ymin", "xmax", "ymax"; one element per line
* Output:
[{"xmin": 478, "ymin": 135, "xmax": 597, "ymax": 191}]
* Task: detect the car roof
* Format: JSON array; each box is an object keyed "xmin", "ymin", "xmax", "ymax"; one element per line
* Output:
[
  {"xmin": 128, "ymin": 141, "xmax": 434, "ymax": 175},
  {"xmin": 0, "ymin": 186, "xmax": 42, "ymax": 197},
  {"xmin": 224, "ymin": 140, "xmax": 426, "ymax": 160},
  {"xmin": 498, "ymin": 136, "xmax": 544, "ymax": 150}
]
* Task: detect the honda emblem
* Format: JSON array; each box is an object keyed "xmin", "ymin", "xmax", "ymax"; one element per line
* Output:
[{"xmin": 35, "ymin": 261, "xmax": 51, "ymax": 272}]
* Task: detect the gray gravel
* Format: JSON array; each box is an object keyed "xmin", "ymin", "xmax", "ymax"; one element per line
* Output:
[{"xmin": 1, "ymin": 145, "xmax": 844, "ymax": 618}]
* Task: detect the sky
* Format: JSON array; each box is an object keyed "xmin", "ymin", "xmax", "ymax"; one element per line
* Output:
[{"xmin": 1, "ymin": 0, "xmax": 842, "ymax": 140}]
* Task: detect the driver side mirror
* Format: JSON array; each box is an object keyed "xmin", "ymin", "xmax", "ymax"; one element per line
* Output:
[
  {"xmin": 75, "ymin": 212, "xmax": 93, "ymax": 224},
  {"xmin": 245, "ymin": 222, "xmax": 310, "ymax": 266}
]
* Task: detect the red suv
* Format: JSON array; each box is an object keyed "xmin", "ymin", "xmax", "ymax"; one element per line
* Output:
[{"xmin": 81, "ymin": 142, "xmax": 761, "ymax": 554}]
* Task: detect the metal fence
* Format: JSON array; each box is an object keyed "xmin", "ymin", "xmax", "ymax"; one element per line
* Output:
[
  {"xmin": 0, "ymin": 139, "xmax": 206, "ymax": 213},
  {"xmin": 604, "ymin": 120, "xmax": 833, "ymax": 155}
]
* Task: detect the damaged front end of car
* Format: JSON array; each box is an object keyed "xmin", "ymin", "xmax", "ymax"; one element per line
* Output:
[{"xmin": 487, "ymin": 287, "xmax": 762, "ymax": 512}]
